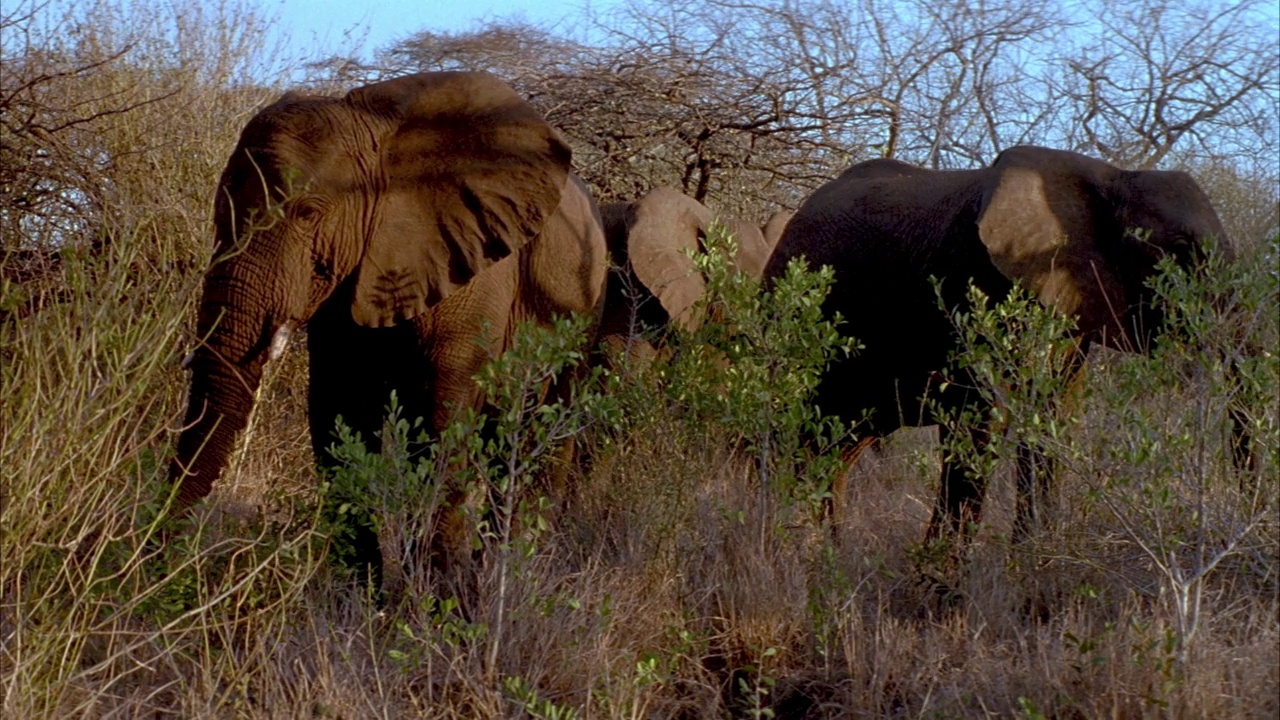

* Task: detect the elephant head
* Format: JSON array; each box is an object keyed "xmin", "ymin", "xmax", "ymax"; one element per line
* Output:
[
  {"xmin": 976, "ymin": 145, "xmax": 1228, "ymax": 351},
  {"xmin": 598, "ymin": 186, "xmax": 792, "ymax": 341},
  {"xmin": 171, "ymin": 72, "xmax": 572, "ymax": 507}
]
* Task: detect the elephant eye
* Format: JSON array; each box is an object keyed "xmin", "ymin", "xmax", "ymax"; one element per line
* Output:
[
  {"xmin": 313, "ymin": 257, "xmax": 333, "ymax": 280},
  {"xmin": 291, "ymin": 198, "xmax": 325, "ymax": 223}
]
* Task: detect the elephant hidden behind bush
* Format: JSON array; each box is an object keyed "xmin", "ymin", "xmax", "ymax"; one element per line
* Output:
[
  {"xmin": 169, "ymin": 71, "xmax": 608, "ymax": 591},
  {"xmin": 596, "ymin": 185, "xmax": 792, "ymax": 367},
  {"xmin": 764, "ymin": 146, "xmax": 1235, "ymax": 544}
]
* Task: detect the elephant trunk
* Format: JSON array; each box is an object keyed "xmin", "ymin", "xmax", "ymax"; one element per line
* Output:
[
  {"xmin": 170, "ymin": 270, "xmax": 289, "ymax": 508},
  {"xmin": 171, "ymin": 353, "xmax": 265, "ymax": 506}
]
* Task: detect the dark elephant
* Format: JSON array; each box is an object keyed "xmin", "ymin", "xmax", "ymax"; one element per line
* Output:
[
  {"xmin": 763, "ymin": 146, "xmax": 1229, "ymax": 540},
  {"xmin": 170, "ymin": 72, "xmax": 607, "ymax": 584},
  {"xmin": 597, "ymin": 185, "xmax": 792, "ymax": 361}
]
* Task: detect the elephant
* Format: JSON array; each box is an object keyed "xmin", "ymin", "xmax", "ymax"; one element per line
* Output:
[
  {"xmin": 763, "ymin": 146, "xmax": 1229, "ymax": 541},
  {"xmin": 596, "ymin": 185, "xmax": 793, "ymax": 362},
  {"xmin": 169, "ymin": 71, "xmax": 608, "ymax": 587}
]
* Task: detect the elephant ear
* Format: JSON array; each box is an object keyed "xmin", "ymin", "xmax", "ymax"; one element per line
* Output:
[
  {"xmin": 345, "ymin": 71, "xmax": 571, "ymax": 327},
  {"xmin": 627, "ymin": 186, "xmax": 712, "ymax": 330},
  {"xmin": 724, "ymin": 219, "xmax": 771, "ymax": 279},
  {"xmin": 761, "ymin": 210, "xmax": 794, "ymax": 253},
  {"xmin": 977, "ymin": 153, "xmax": 1129, "ymax": 339},
  {"xmin": 731, "ymin": 209, "xmax": 795, "ymax": 279}
]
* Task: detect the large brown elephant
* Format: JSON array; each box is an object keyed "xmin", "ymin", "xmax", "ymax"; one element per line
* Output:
[
  {"xmin": 170, "ymin": 72, "xmax": 607, "ymax": 583},
  {"xmin": 596, "ymin": 185, "xmax": 792, "ymax": 357},
  {"xmin": 764, "ymin": 146, "xmax": 1229, "ymax": 541}
]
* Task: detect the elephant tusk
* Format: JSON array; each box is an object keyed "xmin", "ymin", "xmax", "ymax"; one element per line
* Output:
[
  {"xmin": 180, "ymin": 350, "xmax": 196, "ymax": 369},
  {"xmin": 268, "ymin": 322, "xmax": 294, "ymax": 361}
]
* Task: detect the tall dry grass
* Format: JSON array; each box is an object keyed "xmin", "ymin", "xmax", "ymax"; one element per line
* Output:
[
  {"xmin": 2, "ymin": 1, "xmax": 1277, "ymax": 718},
  {"xmin": 1, "ymin": 1, "xmax": 326, "ymax": 715}
]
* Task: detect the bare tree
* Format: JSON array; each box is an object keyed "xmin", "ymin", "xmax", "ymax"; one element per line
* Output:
[
  {"xmin": 1061, "ymin": 0, "xmax": 1279, "ymax": 171},
  {"xmin": 378, "ymin": 16, "xmax": 846, "ymax": 215},
  {"xmin": 1, "ymin": 2, "xmax": 141, "ymax": 250},
  {"xmin": 319, "ymin": 0, "xmax": 1276, "ymax": 235},
  {"xmin": 1, "ymin": 0, "xmax": 286, "ymax": 252},
  {"xmin": 827, "ymin": 0, "xmax": 1063, "ymax": 168},
  {"xmin": 369, "ymin": 0, "xmax": 1058, "ymax": 208},
  {"xmin": 1, "ymin": 0, "xmax": 284, "ymax": 319}
]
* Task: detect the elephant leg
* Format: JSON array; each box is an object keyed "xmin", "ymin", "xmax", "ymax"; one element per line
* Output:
[
  {"xmin": 1010, "ymin": 344, "xmax": 1088, "ymax": 541},
  {"xmin": 1012, "ymin": 443, "xmax": 1055, "ymax": 541},
  {"xmin": 307, "ymin": 298, "xmax": 421, "ymax": 593},
  {"xmin": 927, "ymin": 424, "xmax": 990, "ymax": 542},
  {"xmin": 1009, "ymin": 341, "xmax": 1086, "ymax": 541},
  {"xmin": 537, "ymin": 356, "xmax": 591, "ymax": 497},
  {"xmin": 407, "ymin": 308, "xmax": 501, "ymax": 593},
  {"xmin": 308, "ymin": 339, "xmax": 385, "ymax": 591}
]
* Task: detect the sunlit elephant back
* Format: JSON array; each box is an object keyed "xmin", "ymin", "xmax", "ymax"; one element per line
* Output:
[
  {"xmin": 170, "ymin": 71, "xmax": 607, "ymax": 585},
  {"xmin": 765, "ymin": 146, "xmax": 1228, "ymax": 539}
]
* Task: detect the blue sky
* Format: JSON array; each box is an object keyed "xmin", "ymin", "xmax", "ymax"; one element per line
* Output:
[
  {"xmin": 263, "ymin": 0, "xmax": 1279, "ymax": 67},
  {"xmin": 267, "ymin": 0, "xmax": 620, "ymax": 61}
]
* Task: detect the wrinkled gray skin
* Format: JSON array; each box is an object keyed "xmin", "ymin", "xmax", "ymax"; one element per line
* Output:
[
  {"xmin": 597, "ymin": 185, "xmax": 792, "ymax": 359},
  {"xmin": 765, "ymin": 147, "xmax": 1228, "ymax": 541},
  {"xmin": 170, "ymin": 72, "xmax": 607, "ymax": 584}
]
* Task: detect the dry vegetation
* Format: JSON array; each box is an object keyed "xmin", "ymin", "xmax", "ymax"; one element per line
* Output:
[{"xmin": 2, "ymin": 0, "xmax": 1277, "ymax": 717}]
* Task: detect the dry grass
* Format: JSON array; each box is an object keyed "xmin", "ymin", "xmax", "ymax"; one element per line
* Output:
[
  {"xmin": 4, "ymin": 287, "xmax": 1277, "ymax": 718},
  {"xmin": 2, "ymin": 1, "xmax": 1277, "ymax": 718}
]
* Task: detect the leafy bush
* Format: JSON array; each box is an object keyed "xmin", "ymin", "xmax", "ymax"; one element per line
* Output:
[
  {"xmin": 604, "ymin": 222, "xmax": 857, "ymax": 533},
  {"xmin": 936, "ymin": 237, "xmax": 1279, "ymax": 671}
]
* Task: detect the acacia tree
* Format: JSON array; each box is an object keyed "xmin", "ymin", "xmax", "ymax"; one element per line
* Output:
[{"xmin": 375, "ymin": 17, "xmax": 852, "ymax": 217}]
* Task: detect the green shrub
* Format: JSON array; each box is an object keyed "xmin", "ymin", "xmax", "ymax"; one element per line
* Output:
[{"xmin": 936, "ymin": 237, "xmax": 1278, "ymax": 668}]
